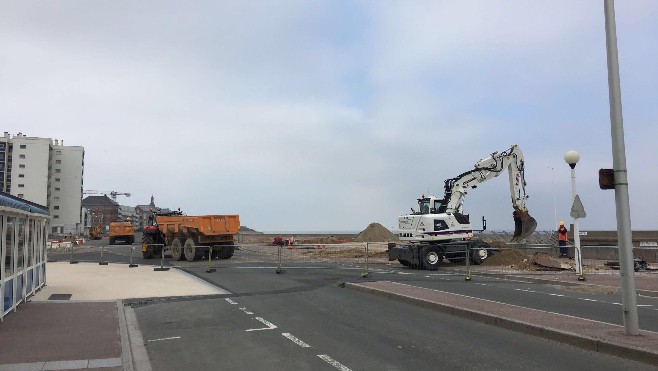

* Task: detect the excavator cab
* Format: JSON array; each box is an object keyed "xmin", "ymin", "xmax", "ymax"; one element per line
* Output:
[{"xmin": 512, "ymin": 208, "xmax": 537, "ymax": 242}]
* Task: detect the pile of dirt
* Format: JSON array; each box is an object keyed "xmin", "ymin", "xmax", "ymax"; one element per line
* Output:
[
  {"xmin": 482, "ymin": 249, "xmax": 572, "ymax": 271},
  {"xmin": 353, "ymin": 223, "xmax": 398, "ymax": 242},
  {"xmin": 531, "ymin": 252, "xmax": 568, "ymax": 270},
  {"xmin": 481, "ymin": 249, "xmax": 529, "ymax": 266}
]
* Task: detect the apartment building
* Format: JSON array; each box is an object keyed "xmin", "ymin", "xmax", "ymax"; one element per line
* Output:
[{"xmin": 0, "ymin": 132, "xmax": 85, "ymax": 235}]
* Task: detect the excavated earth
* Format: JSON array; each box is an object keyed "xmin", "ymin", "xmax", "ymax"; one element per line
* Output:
[{"xmin": 482, "ymin": 249, "xmax": 573, "ymax": 271}]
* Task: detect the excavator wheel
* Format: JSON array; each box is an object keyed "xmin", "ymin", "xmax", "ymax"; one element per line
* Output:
[
  {"xmin": 512, "ymin": 209, "xmax": 537, "ymax": 242},
  {"xmin": 469, "ymin": 240, "xmax": 490, "ymax": 265},
  {"xmin": 420, "ymin": 245, "xmax": 444, "ymax": 271},
  {"xmin": 171, "ymin": 239, "xmax": 184, "ymax": 261}
]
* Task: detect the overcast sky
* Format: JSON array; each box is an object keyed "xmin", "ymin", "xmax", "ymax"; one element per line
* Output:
[{"xmin": 2, "ymin": 1, "xmax": 657, "ymax": 232}]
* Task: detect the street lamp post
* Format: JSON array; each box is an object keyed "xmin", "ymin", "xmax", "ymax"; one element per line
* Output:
[
  {"xmin": 604, "ymin": 0, "xmax": 639, "ymax": 335},
  {"xmin": 564, "ymin": 151, "xmax": 584, "ymax": 280}
]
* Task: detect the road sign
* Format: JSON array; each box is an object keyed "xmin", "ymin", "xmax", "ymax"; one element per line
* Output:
[{"xmin": 570, "ymin": 194, "xmax": 587, "ymax": 218}]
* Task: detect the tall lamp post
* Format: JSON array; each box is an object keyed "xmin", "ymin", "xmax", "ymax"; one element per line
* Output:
[
  {"xmin": 604, "ymin": 0, "xmax": 639, "ymax": 335},
  {"xmin": 564, "ymin": 151, "xmax": 584, "ymax": 281}
]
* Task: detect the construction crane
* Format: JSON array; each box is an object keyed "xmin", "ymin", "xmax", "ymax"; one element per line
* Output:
[{"xmin": 83, "ymin": 190, "xmax": 131, "ymax": 202}]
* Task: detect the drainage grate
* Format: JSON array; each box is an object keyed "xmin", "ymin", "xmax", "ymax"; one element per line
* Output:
[{"xmin": 48, "ymin": 294, "xmax": 72, "ymax": 300}]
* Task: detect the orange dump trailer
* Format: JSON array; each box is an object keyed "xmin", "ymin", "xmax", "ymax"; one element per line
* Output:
[
  {"xmin": 141, "ymin": 212, "xmax": 240, "ymax": 261},
  {"xmin": 109, "ymin": 222, "xmax": 135, "ymax": 245}
]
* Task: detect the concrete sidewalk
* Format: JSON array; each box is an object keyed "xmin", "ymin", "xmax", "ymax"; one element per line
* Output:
[
  {"xmin": 0, "ymin": 262, "xmax": 229, "ymax": 370},
  {"xmin": 347, "ymin": 280, "xmax": 658, "ymax": 367}
]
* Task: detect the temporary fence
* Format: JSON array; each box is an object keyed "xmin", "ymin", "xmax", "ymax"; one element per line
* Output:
[{"xmin": 148, "ymin": 241, "xmax": 393, "ymax": 279}]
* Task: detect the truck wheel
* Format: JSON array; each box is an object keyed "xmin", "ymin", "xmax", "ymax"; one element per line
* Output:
[
  {"xmin": 421, "ymin": 245, "xmax": 443, "ymax": 271},
  {"xmin": 219, "ymin": 245, "xmax": 235, "ymax": 259},
  {"xmin": 171, "ymin": 239, "xmax": 184, "ymax": 261},
  {"xmin": 142, "ymin": 234, "xmax": 155, "ymax": 259},
  {"xmin": 184, "ymin": 238, "xmax": 198, "ymax": 262}
]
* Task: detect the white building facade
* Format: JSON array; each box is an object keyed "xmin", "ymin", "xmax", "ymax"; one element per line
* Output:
[{"xmin": 0, "ymin": 132, "xmax": 84, "ymax": 235}]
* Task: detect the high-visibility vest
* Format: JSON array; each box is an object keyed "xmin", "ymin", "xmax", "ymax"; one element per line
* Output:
[{"xmin": 558, "ymin": 227, "xmax": 568, "ymax": 241}]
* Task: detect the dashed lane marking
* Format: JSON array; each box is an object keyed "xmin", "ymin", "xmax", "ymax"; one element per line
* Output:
[
  {"xmin": 317, "ymin": 355, "xmax": 351, "ymax": 371},
  {"xmin": 282, "ymin": 333, "xmax": 311, "ymax": 348},
  {"xmin": 240, "ymin": 307, "xmax": 254, "ymax": 314},
  {"xmin": 225, "ymin": 298, "xmax": 238, "ymax": 305},
  {"xmin": 147, "ymin": 336, "xmax": 181, "ymax": 343}
]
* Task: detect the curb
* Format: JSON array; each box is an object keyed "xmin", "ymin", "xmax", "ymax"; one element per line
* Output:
[
  {"xmin": 119, "ymin": 301, "xmax": 152, "ymax": 371},
  {"xmin": 345, "ymin": 282, "xmax": 658, "ymax": 366},
  {"xmin": 117, "ymin": 300, "xmax": 134, "ymax": 371}
]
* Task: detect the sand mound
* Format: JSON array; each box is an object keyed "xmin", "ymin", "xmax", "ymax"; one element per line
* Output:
[{"xmin": 353, "ymin": 223, "xmax": 398, "ymax": 242}]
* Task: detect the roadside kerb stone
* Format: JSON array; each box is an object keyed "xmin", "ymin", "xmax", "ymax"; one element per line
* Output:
[{"xmin": 346, "ymin": 281, "xmax": 658, "ymax": 366}]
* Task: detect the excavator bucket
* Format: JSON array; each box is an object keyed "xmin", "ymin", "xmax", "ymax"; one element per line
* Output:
[{"xmin": 512, "ymin": 208, "xmax": 537, "ymax": 242}]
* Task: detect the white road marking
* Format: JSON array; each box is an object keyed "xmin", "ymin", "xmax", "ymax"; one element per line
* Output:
[
  {"xmin": 225, "ymin": 298, "xmax": 238, "ymax": 305},
  {"xmin": 240, "ymin": 307, "xmax": 254, "ymax": 315},
  {"xmin": 245, "ymin": 317, "xmax": 278, "ymax": 332},
  {"xmin": 317, "ymin": 355, "xmax": 351, "ymax": 371},
  {"xmin": 282, "ymin": 333, "xmax": 311, "ymax": 348},
  {"xmin": 468, "ymin": 281, "xmax": 656, "ymax": 309},
  {"xmin": 147, "ymin": 336, "xmax": 181, "ymax": 343}
]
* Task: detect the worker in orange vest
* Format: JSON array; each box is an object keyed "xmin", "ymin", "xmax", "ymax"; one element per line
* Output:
[{"xmin": 558, "ymin": 221, "xmax": 569, "ymax": 257}]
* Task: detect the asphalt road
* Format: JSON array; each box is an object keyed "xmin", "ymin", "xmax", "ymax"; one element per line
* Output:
[
  {"xmin": 131, "ymin": 267, "xmax": 653, "ymax": 371},
  {"xmin": 50, "ymin": 240, "xmax": 657, "ymax": 370}
]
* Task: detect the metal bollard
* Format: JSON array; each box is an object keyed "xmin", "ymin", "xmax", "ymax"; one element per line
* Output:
[
  {"xmin": 99, "ymin": 245, "xmax": 108, "ymax": 265},
  {"xmin": 69, "ymin": 242, "xmax": 78, "ymax": 264},
  {"xmin": 206, "ymin": 246, "xmax": 216, "ymax": 273},
  {"xmin": 154, "ymin": 244, "xmax": 169, "ymax": 271},
  {"xmin": 361, "ymin": 243, "xmax": 370, "ymax": 278},
  {"xmin": 129, "ymin": 244, "xmax": 138, "ymax": 268}
]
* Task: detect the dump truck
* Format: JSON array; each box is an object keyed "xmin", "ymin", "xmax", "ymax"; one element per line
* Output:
[
  {"xmin": 141, "ymin": 210, "xmax": 240, "ymax": 261},
  {"xmin": 109, "ymin": 221, "xmax": 135, "ymax": 245}
]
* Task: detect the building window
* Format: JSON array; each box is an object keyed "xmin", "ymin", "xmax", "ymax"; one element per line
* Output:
[
  {"xmin": 54, "ymin": 206, "xmax": 60, "ymax": 210},
  {"xmin": 54, "ymin": 169, "xmax": 61, "ymax": 173},
  {"xmin": 19, "ymin": 164, "xmax": 25, "ymax": 168},
  {"xmin": 18, "ymin": 174, "xmax": 24, "ymax": 178},
  {"xmin": 55, "ymin": 150, "xmax": 61, "ymax": 155},
  {"xmin": 55, "ymin": 178, "xmax": 60, "ymax": 182},
  {"xmin": 55, "ymin": 187, "xmax": 60, "ymax": 191},
  {"xmin": 20, "ymin": 144, "xmax": 26, "ymax": 149},
  {"xmin": 54, "ymin": 196, "xmax": 60, "ymax": 201},
  {"xmin": 17, "ymin": 194, "xmax": 24, "ymax": 198},
  {"xmin": 18, "ymin": 184, "xmax": 24, "ymax": 188},
  {"xmin": 56, "ymin": 160, "xmax": 61, "ymax": 164},
  {"xmin": 19, "ymin": 154, "xmax": 26, "ymax": 159},
  {"xmin": 53, "ymin": 215, "xmax": 59, "ymax": 219}
]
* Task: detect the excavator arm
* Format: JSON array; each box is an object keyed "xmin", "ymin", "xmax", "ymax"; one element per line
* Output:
[{"xmin": 441, "ymin": 144, "xmax": 537, "ymax": 241}]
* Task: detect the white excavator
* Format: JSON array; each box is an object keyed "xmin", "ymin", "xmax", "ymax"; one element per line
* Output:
[{"xmin": 389, "ymin": 144, "xmax": 537, "ymax": 270}]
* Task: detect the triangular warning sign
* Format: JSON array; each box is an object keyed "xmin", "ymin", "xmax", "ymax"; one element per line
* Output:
[{"xmin": 570, "ymin": 194, "xmax": 587, "ymax": 218}]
